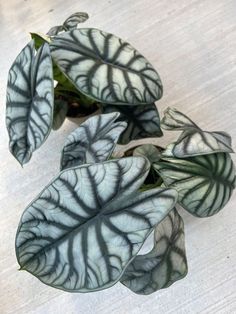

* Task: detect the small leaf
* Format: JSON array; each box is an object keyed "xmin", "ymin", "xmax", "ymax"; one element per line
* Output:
[
  {"xmin": 161, "ymin": 107, "xmax": 233, "ymax": 157},
  {"xmin": 15, "ymin": 157, "xmax": 178, "ymax": 292},
  {"xmin": 52, "ymin": 99, "xmax": 68, "ymax": 130},
  {"xmin": 166, "ymin": 130, "xmax": 233, "ymax": 158},
  {"xmin": 121, "ymin": 208, "xmax": 187, "ymax": 295},
  {"xmin": 133, "ymin": 144, "xmax": 162, "ymax": 164},
  {"xmin": 102, "ymin": 104, "xmax": 163, "ymax": 144},
  {"xmin": 63, "ymin": 12, "xmax": 89, "ymax": 30},
  {"xmin": 154, "ymin": 153, "xmax": 236, "ymax": 217},
  {"xmin": 161, "ymin": 107, "xmax": 198, "ymax": 130},
  {"xmin": 6, "ymin": 40, "xmax": 54, "ymax": 165},
  {"xmin": 50, "ymin": 28, "xmax": 163, "ymax": 105},
  {"xmin": 47, "ymin": 12, "xmax": 89, "ymax": 36},
  {"xmin": 60, "ymin": 112, "xmax": 127, "ymax": 170}
]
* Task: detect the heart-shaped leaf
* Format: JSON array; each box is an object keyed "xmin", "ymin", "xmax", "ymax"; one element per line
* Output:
[
  {"xmin": 15, "ymin": 157, "xmax": 178, "ymax": 292},
  {"xmin": 161, "ymin": 107, "xmax": 198, "ymax": 130},
  {"xmin": 63, "ymin": 12, "xmax": 89, "ymax": 30},
  {"xmin": 102, "ymin": 104, "xmax": 163, "ymax": 144},
  {"xmin": 47, "ymin": 12, "xmax": 89, "ymax": 36},
  {"xmin": 161, "ymin": 108, "xmax": 233, "ymax": 157},
  {"xmin": 50, "ymin": 28, "xmax": 163, "ymax": 105},
  {"xmin": 121, "ymin": 208, "xmax": 187, "ymax": 295},
  {"xmin": 154, "ymin": 153, "xmax": 236, "ymax": 217},
  {"xmin": 60, "ymin": 112, "xmax": 127, "ymax": 170},
  {"xmin": 52, "ymin": 99, "xmax": 68, "ymax": 130},
  {"xmin": 6, "ymin": 40, "xmax": 54, "ymax": 165}
]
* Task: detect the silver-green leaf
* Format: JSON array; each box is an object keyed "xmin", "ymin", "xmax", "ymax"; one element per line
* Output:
[
  {"xmin": 47, "ymin": 12, "xmax": 89, "ymax": 36},
  {"xmin": 102, "ymin": 104, "xmax": 163, "ymax": 144},
  {"xmin": 60, "ymin": 112, "xmax": 127, "ymax": 170},
  {"xmin": 63, "ymin": 12, "xmax": 89, "ymax": 30},
  {"xmin": 121, "ymin": 208, "xmax": 187, "ymax": 295},
  {"xmin": 154, "ymin": 153, "xmax": 236, "ymax": 217},
  {"xmin": 50, "ymin": 28, "xmax": 163, "ymax": 105},
  {"xmin": 161, "ymin": 107, "xmax": 198, "ymax": 130},
  {"xmin": 15, "ymin": 157, "xmax": 178, "ymax": 292},
  {"xmin": 6, "ymin": 40, "xmax": 54, "ymax": 165},
  {"xmin": 161, "ymin": 107, "xmax": 233, "ymax": 157}
]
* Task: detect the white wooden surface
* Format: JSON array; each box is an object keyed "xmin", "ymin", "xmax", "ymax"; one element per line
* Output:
[{"xmin": 0, "ymin": 1, "xmax": 236, "ymax": 313}]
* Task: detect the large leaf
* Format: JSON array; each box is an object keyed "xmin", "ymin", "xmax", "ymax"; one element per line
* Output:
[
  {"xmin": 154, "ymin": 153, "xmax": 236, "ymax": 217},
  {"xmin": 102, "ymin": 104, "xmax": 163, "ymax": 144},
  {"xmin": 161, "ymin": 107, "xmax": 233, "ymax": 157},
  {"xmin": 121, "ymin": 208, "xmax": 187, "ymax": 294},
  {"xmin": 15, "ymin": 157, "xmax": 178, "ymax": 292},
  {"xmin": 60, "ymin": 113, "xmax": 127, "ymax": 170},
  {"xmin": 47, "ymin": 12, "xmax": 89, "ymax": 36},
  {"xmin": 50, "ymin": 28, "xmax": 163, "ymax": 105},
  {"xmin": 6, "ymin": 40, "xmax": 54, "ymax": 165}
]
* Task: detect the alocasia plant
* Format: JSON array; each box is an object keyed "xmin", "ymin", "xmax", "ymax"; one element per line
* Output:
[{"xmin": 6, "ymin": 12, "xmax": 235, "ymax": 294}]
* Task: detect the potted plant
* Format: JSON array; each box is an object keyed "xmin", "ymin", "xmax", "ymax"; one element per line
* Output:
[{"xmin": 6, "ymin": 12, "xmax": 235, "ymax": 295}]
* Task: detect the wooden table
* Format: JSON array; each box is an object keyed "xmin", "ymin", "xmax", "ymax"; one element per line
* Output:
[{"xmin": 0, "ymin": 0, "xmax": 235, "ymax": 313}]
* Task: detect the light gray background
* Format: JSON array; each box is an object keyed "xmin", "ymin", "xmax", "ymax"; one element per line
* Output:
[{"xmin": 0, "ymin": 1, "xmax": 235, "ymax": 313}]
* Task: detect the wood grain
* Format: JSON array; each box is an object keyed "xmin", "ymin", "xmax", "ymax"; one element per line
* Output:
[{"xmin": 0, "ymin": 0, "xmax": 235, "ymax": 313}]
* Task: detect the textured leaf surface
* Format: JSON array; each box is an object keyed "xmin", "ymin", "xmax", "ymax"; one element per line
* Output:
[
  {"xmin": 50, "ymin": 28, "xmax": 162, "ymax": 105},
  {"xmin": 52, "ymin": 99, "xmax": 68, "ymax": 130},
  {"xmin": 47, "ymin": 12, "xmax": 89, "ymax": 36},
  {"xmin": 15, "ymin": 157, "xmax": 178, "ymax": 292},
  {"xmin": 161, "ymin": 107, "xmax": 233, "ymax": 157},
  {"xmin": 6, "ymin": 40, "xmax": 54, "ymax": 165},
  {"xmin": 161, "ymin": 107, "xmax": 198, "ymax": 130},
  {"xmin": 154, "ymin": 153, "xmax": 236, "ymax": 217},
  {"xmin": 60, "ymin": 113, "xmax": 127, "ymax": 170},
  {"xmin": 63, "ymin": 12, "xmax": 89, "ymax": 30},
  {"xmin": 102, "ymin": 104, "xmax": 162, "ymax": 144},
  {"xmin": 121, "ymin": 208, "xmax": 187, "ymax": 294}
]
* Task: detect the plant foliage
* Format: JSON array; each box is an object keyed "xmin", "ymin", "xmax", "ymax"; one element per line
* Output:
[
  {"xmin": 6, "ymin": 40, "xmax": 54, "ymax": 165},
  {"xmin": 5, "ymin": 11, "xmax": 235, "ymax": 295},
  {"xmin": 16, "ymin": 157, "xmax": 177, "ymax": 292}
]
